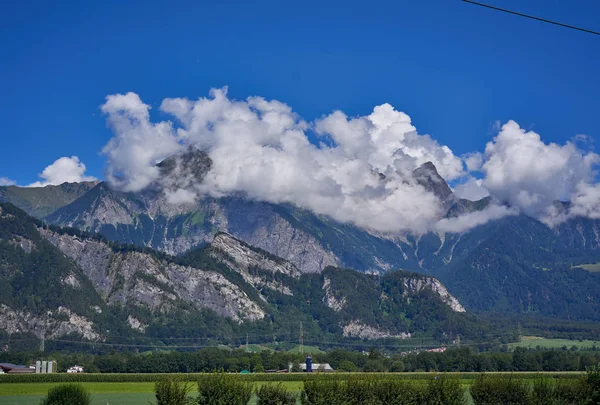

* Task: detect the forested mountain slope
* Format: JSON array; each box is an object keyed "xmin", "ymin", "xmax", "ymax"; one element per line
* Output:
[{"xmin": 0, "ymin": 202, "xmax": 477, "ymax": 346}]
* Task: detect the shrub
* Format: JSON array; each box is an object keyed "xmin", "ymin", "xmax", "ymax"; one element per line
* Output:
[
  {"xmin": 371, "ymin": 379, "xmax": 425, "ymax": 405},
  {"xmin": 301, "ymin": 378, "xmax": 346, "ymax": 405},
  {"xmin": 530, "ymin": 377, "xmax": 557, "ymax": 405},
  {"xmin": 423, "ymin": 374, "xmax": 466, "ymax": 405},
  {"xmin": 554, "ymin": 377, "xmax": 588, "ymax": 405},
  {"xmin": 470, "ymin": 374, "xmax": 530, "ymax": 405},
  {"xmin": 256, "ymin": 383, "xmax": 297, "ymax": 405},
  {"xmin": 39, "ymin": 384, "xmax": 91, "ymax": 405},
  {"xmin": 155, "ymin": 376, "xmax": 191, "ymax": 405},
  {"xmin": 587, "ymin": 365, "xmax": 600, "ymax": 405},
  {"xmin": 197, "ymin": 372, "xmax": 253, "ymax": 405}
]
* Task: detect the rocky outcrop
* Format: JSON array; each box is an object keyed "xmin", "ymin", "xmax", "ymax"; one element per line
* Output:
[
  {"xmin": 322, "ymin": 277, "xmax": 346, "ymax": 312},
  {"xmin": 402, "ymin": 277, "xmax": 466, "ymax": 312},
  {"xmin": 342, "ymin": 321, "xmax": 412, "ymax": 340},
  {"xmin": 210, "ymin": 233, "xmax": 301, "ymax": 297},
  {"xmin": 0, "ymin": 305, "xmax": 101, "ymax": 341},
  {"xmin": 39, "ymin": 229, "xmax": 265, "ymax": 322},
  {"xmin": 238, "ymin": 215, "xmax": 341, "ymax": 274},
  {"xmin": 127, "ymin": 315, "xmax": 147, "ymax": 332}
]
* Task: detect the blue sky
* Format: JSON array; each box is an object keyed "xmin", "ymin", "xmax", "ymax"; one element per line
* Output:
[{"xmin": 1, "ymin": 0, "xmax": 599, "ymax": 185}]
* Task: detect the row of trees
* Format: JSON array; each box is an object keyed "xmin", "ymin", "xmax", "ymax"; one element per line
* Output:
[
  {"xmin": 37, "ymin": 370, "xmax": 600, "ymax": 405},
  {"xmin": 2, "ymin": 347, "xmax": 600, "ymax": 374}
]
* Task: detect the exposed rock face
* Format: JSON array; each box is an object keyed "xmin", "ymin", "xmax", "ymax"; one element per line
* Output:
[
  {"xmin": 51, "ymin": 307, "xmax": 101, "ymax": 341},
  {"xmin": 0, "ymin": 305, "xmax": 100, "ymax": 341},
  {"xmin": 402, "ymin": 278, "xmax": 466, "ymax": 312},
  {"xmin": 413, "ymin": 162, "xmax": 455, "ymax": 210},
  {"xmin": 237, "ymin": 215, "xmax": 341, "ymax": 273},
  {"xmin": 127, "ymin": 315, "xmax": 147, "ymax": 332},
  {"xmin": 9, "ymin": 236, "xmax": 36, "ymax": 253},
  {"xmin": 322, "ymin": 277, "xmax": 346, "ymax": 312},
  {"xmin": 210, "ymin": 233, "xmax": 301, "ymax": 297},
  {"xmin": 39, "ymin": 229, "xmax": 265, "ymax": 322},
  {"xmin": 342, "ymin": 321, "xmax": 412, "ymax": 340}
]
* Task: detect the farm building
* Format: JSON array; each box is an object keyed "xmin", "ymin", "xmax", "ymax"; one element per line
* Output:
[
  {"xmin": 0, "ymin": 363, "xmax": 35, "ymax": 374},
  {"xmin": 289, "ymin": 356, "xmax": 334, "ymax": 372}
]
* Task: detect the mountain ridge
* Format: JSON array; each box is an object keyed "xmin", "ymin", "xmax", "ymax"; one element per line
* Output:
[
  {"xmin": 0, "ymin": 202, "xmax": 478, "ymax": 347},
  {"xmin": 5, "ymin": 151, "xmax": 600, "ymax": 323}
]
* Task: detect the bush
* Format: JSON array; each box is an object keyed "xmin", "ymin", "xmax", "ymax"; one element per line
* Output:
[
  {"xmin": 301, "ymin": 378, "xmax": 346, "ymax": 405},
  {"xmin": 470, "ymin": 374, "xmax": 530, "ymax": 405},
  {"xmin": 197, "ymin": 372, "xmax": 253, "ymax": 405},
  {"xmin": 301, "ymin": 374, "xmax": 464, "ymax": 405},
  {"xmin": 155, "ymin": 376, "xmax": 191, "ymax": 405},
  {"xmin": 370, "ymin": 379, "xmax": 425, "ymax": 405},
  {"xmin": 256, "ymin": 383, "xmax": 297, "ymax": 405},
  {"xmin": 587, "ymin": 365, "xmax": 600, "ymax": 404},
  {"xmin": 554, "ymin": 377, "xmax": 588, "ymax": 405},
  {"xmin": 423, "ymin": 375, "xmax": 466, "ymax": 405},
  {"xmin": 530, "ymin": 377, "xmax": 557, "ymax": 405},
  {"xmin": 39, "ymin": 384, "xmax": 91, "ymax": 405}
]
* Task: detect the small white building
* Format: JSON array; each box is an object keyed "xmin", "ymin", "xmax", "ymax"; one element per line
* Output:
[
  {"xmin": 67, "ymin": 365, "xmax": 84, "ymax": 373},
  {"xmin": 288, "ymin": 362, "xmax": 334, "ymax": 372}
]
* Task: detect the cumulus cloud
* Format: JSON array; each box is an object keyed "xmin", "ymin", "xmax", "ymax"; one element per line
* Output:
[
  {"xmin": 99, "ymin": 88, "xmax": 600, "ymax": 234},
  {"xmin": 0, "ymin": 177, "xmax": 16, "ymax": 186},
  {"xmin": 481, "ymin": 121, "xmax": 599, "ymax": 220},
  {"xmin": 101, "ymin": 88, "xmax": 468, "ymax": 233},
  {"xmin": 101, "ymin": 92, "xmax": 182, "ymax": 192},
  {"xmin": 463, "ymin": 152, "xmax": 483, "ymax": 172},
  {"xmin": 28, "ymin": 156, "xmax": 97, "ymax": 187},
  {"xmin": 453, "ymin": 177, "xmax": 489, "ymax": 201},
  {"xmin": 435, "ymin": 205, "xmax": 517, "ymax": 234}
]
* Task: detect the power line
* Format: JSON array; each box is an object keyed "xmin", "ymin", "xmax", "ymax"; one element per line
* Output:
[{"xmin": 462, "ymin": 0, "xmax": 600, "ymax": 36}]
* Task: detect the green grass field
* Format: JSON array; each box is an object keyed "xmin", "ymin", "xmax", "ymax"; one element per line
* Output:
[
  {"xmin": 0, "ymin": 382, "xmax": 305, "ymax": 405},
  {"xmin": 507, "ymin": 335, "xmax": 600, "ymax": 350},
  {"xmin": 0, "ymin": 375, "xmax": 589, "ymax": 405}
]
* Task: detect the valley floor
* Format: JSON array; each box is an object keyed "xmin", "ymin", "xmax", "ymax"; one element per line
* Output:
[{"xmin": 0, "ymin": 374, "xmax": 585, "ymax": 405}]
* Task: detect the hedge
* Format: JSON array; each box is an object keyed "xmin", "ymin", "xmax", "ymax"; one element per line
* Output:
[{"xmin": 0, "ymin": 372, "xmax": 584, "ymax": 384}]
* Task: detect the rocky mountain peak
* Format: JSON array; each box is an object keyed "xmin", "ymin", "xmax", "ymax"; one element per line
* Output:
[
  {"xmin": 156, "ymin": 147, "xmax": 213, "ymax": 186},
  {"xmin": 413, "ymin": 161, "xmax": 455, "ymax": 207}
]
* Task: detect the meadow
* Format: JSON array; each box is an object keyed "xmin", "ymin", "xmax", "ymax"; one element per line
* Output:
[
  {"xmin": 0, "ymin": 372, "xmax": 586, "ymax": 405},
  {"xmin": 507, "ymin": 336, "xmax": 600, "ymax": 350}
]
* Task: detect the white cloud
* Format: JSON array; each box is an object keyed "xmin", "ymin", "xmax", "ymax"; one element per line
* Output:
[
  {"xmin": 482, "ymin": 121, "xmax": 599, "ymax": 212},
  {"xmin": 463, "ymin": 152, "xmax": 483, "ymax": 172},
  {"xmin": 453, "ymin": 177, "xmax": 489, "ymax": 201},
  {"xmin": 0, "ymin": 177, "xmax": 16, "ymax": 186},
  {"xmin": 101, "ymin": 88, "xmax": 466, "ymax": 234},
  {"xmin": 101, "ymin": 92, "xmax": 182, "ymax": 192},
  {"xmin": 99, "ymin": 88, "xmax": 600, "ymax": 234},
  {"xmin": 435, "ymin": 205, "xmax": 517, "ymax": 234},
  {"xmin": 28, "ymin": 156, "xmax": 96, "ymax": 187}
]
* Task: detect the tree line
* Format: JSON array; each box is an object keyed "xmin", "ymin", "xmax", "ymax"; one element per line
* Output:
[{"xmin": 2, "ymin": 347, "xmax": 600, "ymax": 374}]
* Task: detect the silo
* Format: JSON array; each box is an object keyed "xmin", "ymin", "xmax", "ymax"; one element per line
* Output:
[{"xmin": 305, "ymin": 355, "xmax": 312, "ymax": 373}]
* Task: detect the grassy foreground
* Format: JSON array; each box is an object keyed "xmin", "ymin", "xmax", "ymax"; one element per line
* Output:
[
  {"xmin": 0, "ymin": 381, "xmax": 305, "ymax": 405},
  {"xmin": 0, "ymin": 373, "xmax": 585, "ymax": 405}
]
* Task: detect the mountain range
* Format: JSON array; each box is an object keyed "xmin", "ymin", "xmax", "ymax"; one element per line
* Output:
[
  {"xmin": 2, "ymin": 148, "xmax": 600, "ymax": 347},
  {"xmin": 0, "ymin": 201, "xmax": 480, "ymax": 349}
]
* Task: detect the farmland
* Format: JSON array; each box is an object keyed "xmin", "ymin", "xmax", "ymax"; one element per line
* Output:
[
  {"xmin": 507, "ymin": 336, "xmax": 600, "ymax": 350},
  {"xmin": 0, "ymin": 372, "xmax": 586, "ymax": 405}
]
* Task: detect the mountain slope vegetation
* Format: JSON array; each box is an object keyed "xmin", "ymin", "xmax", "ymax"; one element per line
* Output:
[{"xmin": 0, "ymin": 202, "xmax": 479, "ymax": 349}]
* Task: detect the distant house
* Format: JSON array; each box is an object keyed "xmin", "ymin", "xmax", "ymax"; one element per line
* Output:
[
  {"xmin": 288, "ymin": 356, "xmax": 334, "ymax": 372},
  {"xmin": 0, "ymin": 363, "xmax": 35, "ymax": 374},
  {"xmin": 67, "ymin": 365, "xmax": 84, "ymax": 373}
]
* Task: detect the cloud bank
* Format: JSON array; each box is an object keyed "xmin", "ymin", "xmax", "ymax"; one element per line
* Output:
[
  {"xmin": 28, "ymin": 156, "xmax": 97, "ymax": 187},
  {"xmin": 98, "ymin": 88, "xmax": 600, "ymax": 234}
]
